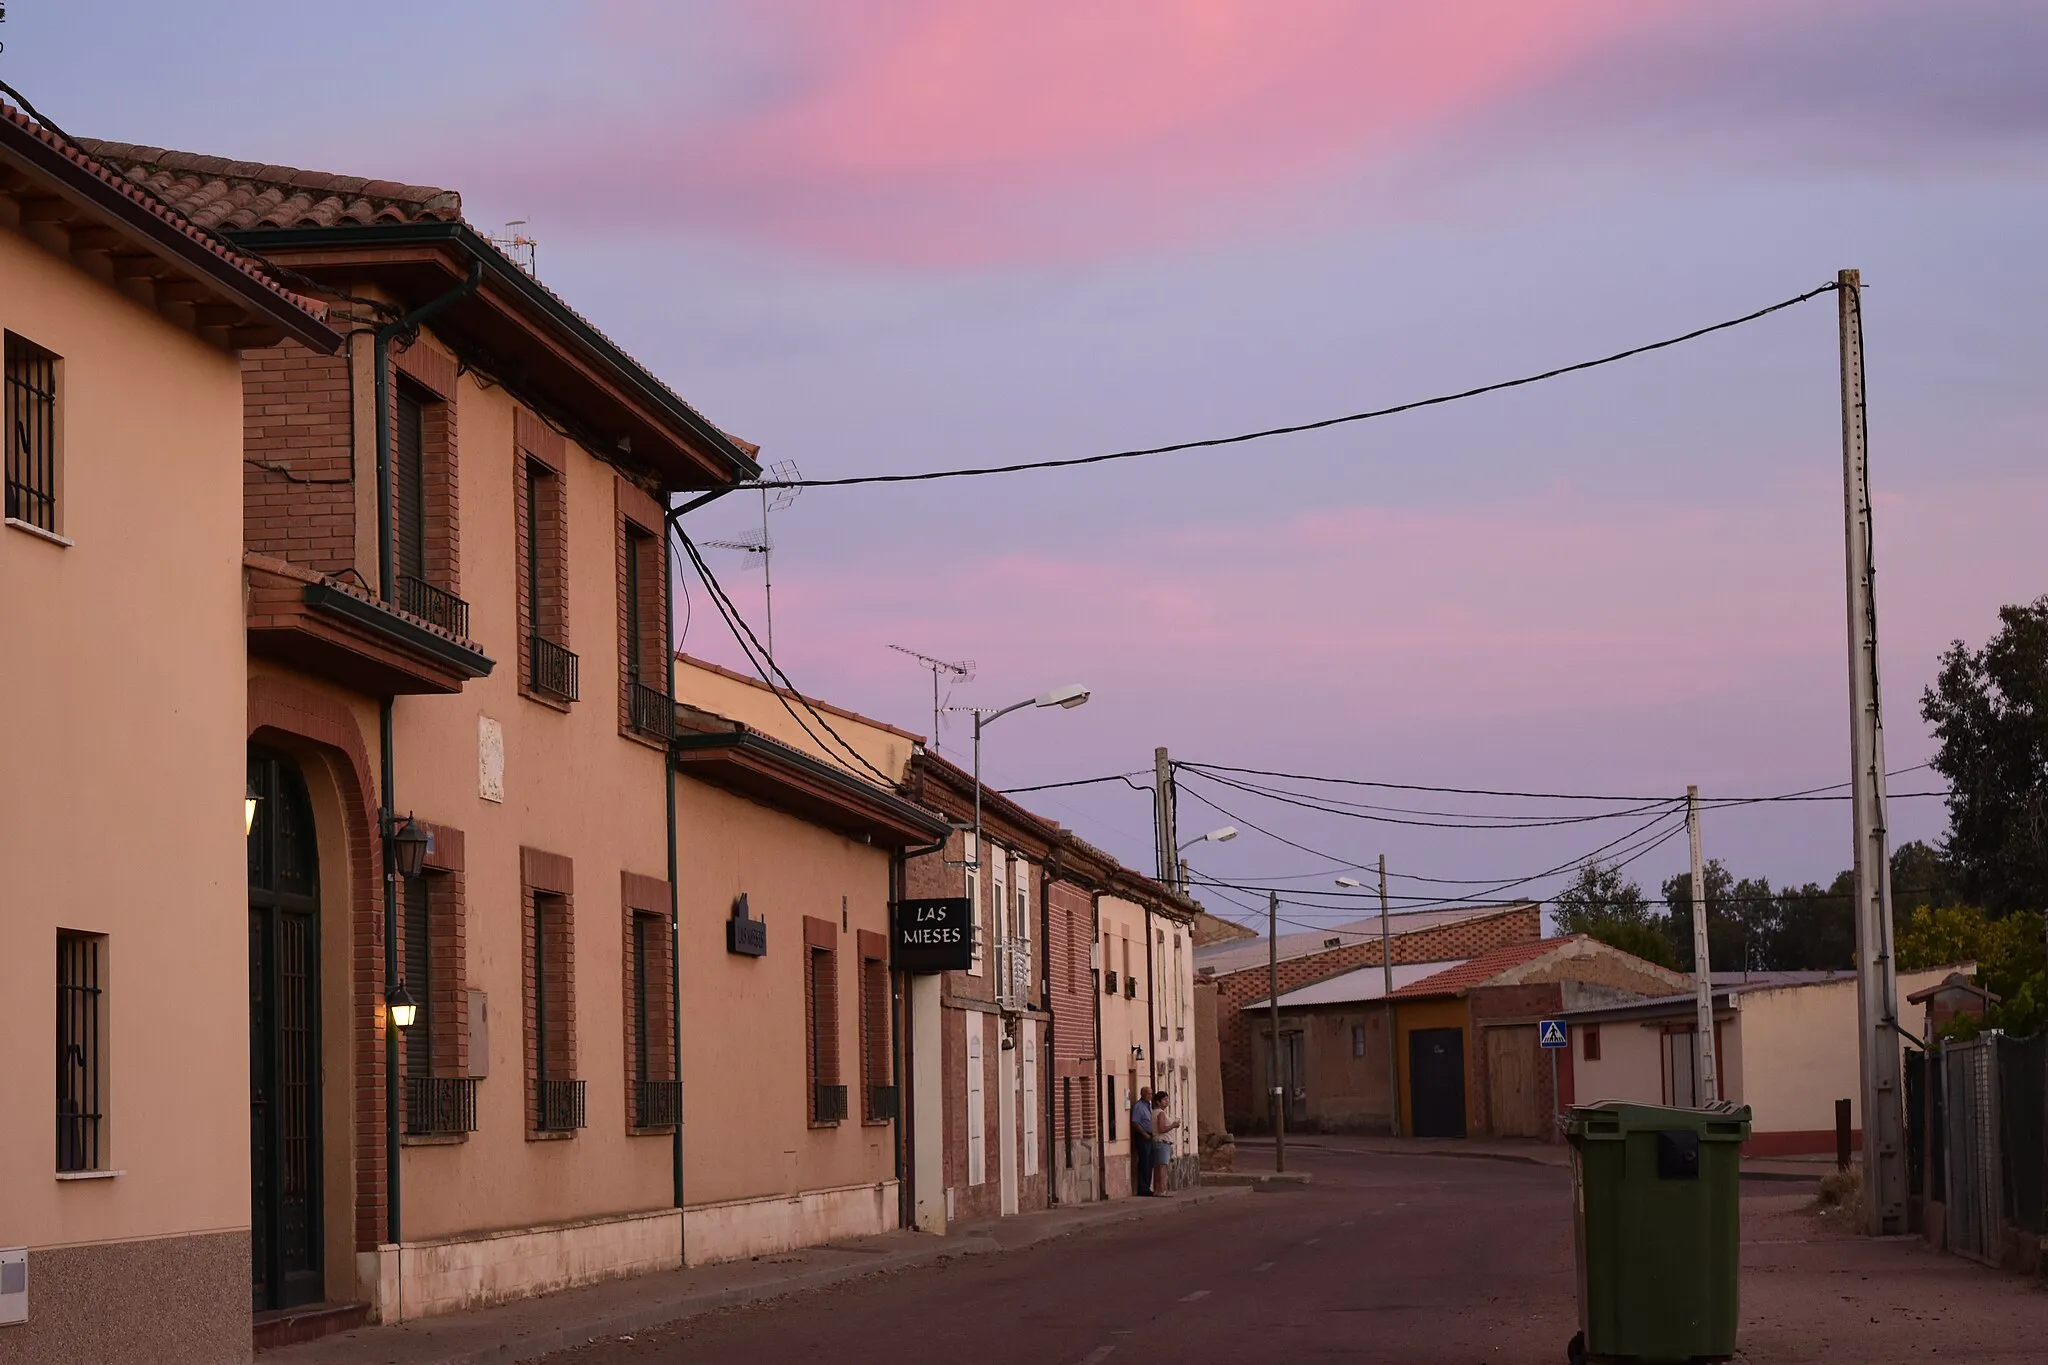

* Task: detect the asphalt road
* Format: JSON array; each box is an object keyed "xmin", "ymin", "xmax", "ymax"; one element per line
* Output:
[{"xmin": 548, "ymin": 1147, "xmax": 1592, "ymax": 1365}]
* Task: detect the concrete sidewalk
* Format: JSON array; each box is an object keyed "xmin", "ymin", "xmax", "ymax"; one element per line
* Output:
[
  {"xmin": 264, "ymin": 1187, "xmax": 1247, "ymax": 1365},
  {"xmin": 1233, "ymin": 1134, "xmax": 1829, "ymax": 1182}
]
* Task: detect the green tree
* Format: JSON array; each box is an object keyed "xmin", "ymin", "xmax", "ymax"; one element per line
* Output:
[
  {"xmin": 1554, "ymin": 859, "xmax": 1677, "ymax": 969},
  {"xmin": 1921, "ymin": 598, "xmax": 2048, "ymax": 915},
  {"xmin": 1896, "ymin": 902, "xmax": 2047, "ymax": 1037},
  {"xmin": 1662, "ymin": 859, "xmax": 1750, "ymax": 975},
  {"xmin": 1768, "ymin": 872, "xmax": 1855, "ymax": 971}
]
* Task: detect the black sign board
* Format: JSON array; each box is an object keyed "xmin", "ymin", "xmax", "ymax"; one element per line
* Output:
[
  {"xmin": 892, "ymin": 898, "xmax": 973, "ymax": 973},
  {"xmin": 727, "ymin": 894, "xmax": 767, "ymax": 957}
]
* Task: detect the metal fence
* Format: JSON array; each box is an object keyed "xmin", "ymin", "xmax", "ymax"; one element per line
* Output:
[
  {"xmin": 1997, "ymin": 1033, "xmax": 2045, "ymax": 1236},
  {"xmin": 1942, "ymin": 1035, "xmax": 2003, "ymax": 1265}
]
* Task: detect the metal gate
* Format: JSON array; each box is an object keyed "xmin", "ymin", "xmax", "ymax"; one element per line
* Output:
[
  {"xmin": 1942, "ymin": 1035, "xmax": 2002, "ymax": 1265},
  {"xmin": 1996, "ymin": 1033, "xmax": 2046, "ymax": 1236}
]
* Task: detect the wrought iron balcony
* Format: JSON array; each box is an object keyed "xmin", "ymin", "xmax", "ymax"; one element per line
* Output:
[
  {"xmin": 813, "ymin": 1083, "xmax": 849, "ymax": 1124},
  {"xmin": 405, "ymin": 1076, "xmax": 479, "ymax": 1136},
  {"xmin": 536, "ymin": 1077, "xmax": 587, "ymax": 1132},
  {"xmin": 529, "ymin": 634, "xmax": 580, "ymax": 702},
  {"xmin": 1105, "ymin": 970, "xmax": 1119, "ymax": 996},
  {"xmin": 397, "ymin": 575, "xmax": 471, "ymax": 640},
  {"xmin": 628, "ymin": 681, "xmax": 673, "ymax": 740},
  {"xmin": 634, "ymin": 1079, "xmax": 682, "ymax": 1130}
]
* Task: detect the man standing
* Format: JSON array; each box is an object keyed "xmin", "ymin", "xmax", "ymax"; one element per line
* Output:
[{"xmin": 1130, "ymin": 1087, "xmax": 1156, "ymax": 1197}]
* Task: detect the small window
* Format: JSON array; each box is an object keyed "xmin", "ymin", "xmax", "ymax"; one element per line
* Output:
[
  {"xmin": 805, "ymin": 923, "xmax": 842, "ymax": 1124},
  {"xmin": 1352, "ymin": 1025, "xmax": 1367, "ymax": 1058},
  {"xmin": 57, "ymin": 931, "xmax": 106, "ymax": 1172},
  {"xmin": 5, "ymin": 332, "xmax": 61, "ymax": 535},
  {"xmin": 520, "ymin": 456, "xmax": 577, "ymax": 702},
  {"xmin": 392, "ymin": 380, "xmax": 467, "ymax": 636},
  {"xmin": 626, "ymin": 909, "xmax": 677, "ymax": 1129},
  {"xmin": 860, "ymin": 952, "xmax": 891, "ymax": 1122},
  {"xmin": 1583, "ymin": 1025, "xmax": 1602, "ymax": 1062},
  {"xmin": 529, "ymin": 888, "xmax": 583, "ymax": 1132},
  {"xmin": 621, "ymin": 521, "xmax": 669, "ymax": 738},
  {"xmin": 401, "ymin": 874, "xmax": 434, "ymax": 1082}
]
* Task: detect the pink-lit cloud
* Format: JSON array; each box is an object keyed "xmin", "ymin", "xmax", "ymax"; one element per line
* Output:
[{"xmin": 470, "ymin": 0, "xmax": 1653, "ymax": 263}]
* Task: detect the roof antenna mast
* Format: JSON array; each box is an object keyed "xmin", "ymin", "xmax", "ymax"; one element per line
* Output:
[
  {"xmin": 888, "ymin": 644, "xmax": 974, "ymax": 748},
  {"xmin": 708, "ymin": 460, "xmax": 801, "ymax": 656}
]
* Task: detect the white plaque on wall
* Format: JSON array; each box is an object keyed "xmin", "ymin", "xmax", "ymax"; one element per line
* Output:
[{"xmin": 478, "ymin": 714, "xmax": 505, "ymax": 803}]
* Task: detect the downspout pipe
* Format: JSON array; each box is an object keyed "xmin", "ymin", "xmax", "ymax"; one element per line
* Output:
[
  {"xmin": 664, "ymin": 507, "xmax": 685, "ymax": 1217},
  {"xmin": 375, "ymin": 261, "xmax": 481, "ymax": 1253}
]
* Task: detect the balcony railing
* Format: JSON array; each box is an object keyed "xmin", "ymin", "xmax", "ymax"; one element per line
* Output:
[
  {"xmin": 397, "ymin": 575, "xmax": 471, "ymax": 640},
  {"xmin": 628, "ymin": 681, "xmax": 673, "ymax": 740},
  {"xmin": 530, "ymin": 635, "xmax": 580, "ymax": 702},
  {"xmin": 633, "ymin": 1079, "xmax": 682, "ymax": 1130},
  {"xmin": 867, "ymin": 1085, "xmax": 899, "ymax": 1122},
  {"xmin": 536, "ymin": 1077, "xmax": 587, "ymax": 1132},
  {"xmin": 994, "ymin": 939, "xmax": 1031, "ymax": 1012},
  {"xmin": 1124, "ymin": 978, "xmax": 1137, "ymax": 999},
  {"xmin": 405, "ymin": 1076, "xmax": 479, "ymax": 1136},
  {"xmin": 813, "ymin": 1083, "xmax": 849, "ymax": 1124},
  {"xmin": 1105, "ymin": 970, "xmax": 1119, "ymax": 996}
]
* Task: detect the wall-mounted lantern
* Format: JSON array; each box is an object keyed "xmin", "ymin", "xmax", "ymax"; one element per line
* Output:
[
  {"xmin": 246, "ymin": 781, "xmax": 260, "ymax": 836},
  {"xmin": 388, "ymin": 813, "xmax": 430, "ymax": 878},
  {"xmin": 386, "ymin": 981, "xmax": 420, "ymax": 1030}
]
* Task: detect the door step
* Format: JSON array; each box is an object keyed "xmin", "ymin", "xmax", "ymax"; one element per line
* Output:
[{"xmin": 253, "ymin": 1301, "xmax": 371, "ymax": 1352}]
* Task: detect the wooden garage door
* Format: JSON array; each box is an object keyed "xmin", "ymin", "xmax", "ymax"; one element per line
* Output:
[{"xmin": 1485, "ymin": 1026, "xmax": 1545, "ymax": 1139}]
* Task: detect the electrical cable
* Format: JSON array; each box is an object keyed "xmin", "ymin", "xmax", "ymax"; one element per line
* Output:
[
  {"xmin": 673, "ymin": 527, "xmax": 898, "ymax": 787},
  {"xmin": 742, "ymin": 284, "xmax": 1841, "ymax": 490},
  {"xmin": 1001, "ymin": 771, "xmax": 1152, "ymax": 795},
  {"xmin": 1180, "ymin": 766, "xmax": 1680, "ymax": 829},
  {"xmin": 1175, "ymin": 759, "xmax": 1934, "ymax": 805}
]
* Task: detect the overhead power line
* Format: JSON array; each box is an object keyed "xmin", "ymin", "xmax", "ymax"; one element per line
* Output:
[
  {"xmin": 1175, "ymin": 759, "xmax": 1937, "ymax": 806},
  {"xmin": 744, "ymin": 283, "xmax": 1840, "ymax": 490}
]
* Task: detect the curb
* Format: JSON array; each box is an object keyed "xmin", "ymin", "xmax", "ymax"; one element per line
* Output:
[{"xmin": 1234, "ymin": 1138, "xmax": 1823, "ymax": 1183}]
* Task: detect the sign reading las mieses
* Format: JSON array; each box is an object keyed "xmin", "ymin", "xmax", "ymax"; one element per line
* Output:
[{"xmin": 892, "ymin": 898, "xmax": 973, "ymax": 973}]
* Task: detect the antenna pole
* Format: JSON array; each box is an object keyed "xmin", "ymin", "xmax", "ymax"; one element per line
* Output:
[{"xmin": 759, "ymin": 486, "xmax": 774, "ymax": 657}]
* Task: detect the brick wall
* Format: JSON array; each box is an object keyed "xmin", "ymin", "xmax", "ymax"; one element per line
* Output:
[
  {"xmin": 242, "ymin": 339, "xmax": 354, "ymax": 575},
  {"xmin": 1213, "ymin": 906, "xmax": 1541, "ymax": 1132}
]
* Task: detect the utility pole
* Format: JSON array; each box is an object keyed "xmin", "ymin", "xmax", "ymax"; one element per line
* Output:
[
  {"xmin": 1380, "ymin": 854, "xmax": 1400, "ymax": 1138},
  {"xmin": 1839, "ymin": 267, "xmax": 1908, "ymax": 1235},
  {"xmin": 1686, "ymin": 786, "xmax": 1718, "ymax": 1105},
  {"xmin": 1153, "ymin": 747, "xmax": 1177, "ymax": 889},
  {"xmin": 1269, "ymin": 890, "xmax": 1285, "ymax": 1173}
]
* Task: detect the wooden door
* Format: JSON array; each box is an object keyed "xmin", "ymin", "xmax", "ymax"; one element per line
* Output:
[{"xmin": 1485, "ymin": 1026, "xmax": 1545, "ymax": 1138}]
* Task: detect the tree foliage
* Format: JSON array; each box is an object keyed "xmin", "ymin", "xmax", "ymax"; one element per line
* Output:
[
  {"xmin": 1921, "ymin": 597, "xmax": 2048, "ymax": 915},
  {"xmin": 1895, "ymin": 902, "xmax": 2046, "ymax": 1037},
  {"xmin": 1554, "ymin": 859, "xmax": 1676, "ymax": 969}
]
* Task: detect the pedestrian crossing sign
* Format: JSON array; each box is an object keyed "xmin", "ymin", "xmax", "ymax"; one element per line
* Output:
[{"xmin": 1539, "ymin": 1019, "xmax": 1568, "ymax": 1048}]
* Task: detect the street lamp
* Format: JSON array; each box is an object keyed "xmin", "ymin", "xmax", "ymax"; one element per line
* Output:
[
  {"xmin": 1177, "ymin": 826, "xmax": 1237, "ymax": 853},
  {"xmin": 386, "ymin": 980, "xmax": 420, "ymax": 1031},
  {"xmin": 966, "ymin": 684, "xmax": 1091, "ymax": 869}
]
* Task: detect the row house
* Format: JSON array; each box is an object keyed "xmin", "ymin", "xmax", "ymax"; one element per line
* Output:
[
  {"xmin": 1196, "ymin": 902, "xmax": 1543, "ymax": 1133},
  {"xmin": 666, "ymin": 655, "xmax": 947, "ymax": 1261},
  {"xmin": 0, "ymin": 109, "xmax": 339, "ymax": 1364},
  {"xmin": 70, "ymin": 138, "xmax": 760, "ymax": 1338},
  {"xmin": 899, "ymin": 757, "xmax": 1199, "ymax": 1230}
]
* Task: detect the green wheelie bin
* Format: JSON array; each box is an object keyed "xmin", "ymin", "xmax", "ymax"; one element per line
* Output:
[{"xmin": 1565, "ymin": 1100, "xmax": 1751, "ymax": 1364}]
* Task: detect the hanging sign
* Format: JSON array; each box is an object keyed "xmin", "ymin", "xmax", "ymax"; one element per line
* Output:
[{"xmin": 892, "ymin": 898, "xmax": 973, "ymax": 973}]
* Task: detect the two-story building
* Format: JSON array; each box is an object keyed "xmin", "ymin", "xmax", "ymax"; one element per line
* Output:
[
  {"xmin": 1, "ymin": 107, "xmax": 338, "ymax": 1364},
  {"xmin": 76, "ymin": 139, "xmax": 761, "ymax": 1335}
]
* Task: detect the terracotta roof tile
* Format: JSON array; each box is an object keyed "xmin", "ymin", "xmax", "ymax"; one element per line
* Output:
[
  {"xmin": 1, "ymin": 104, "xmax": 331, "ymax": 328},
  {"xmin": 1387, "ymin": 935, "xmax": 1583, "ymax": 1000},
  {"xmin": 70, "ymin": 141, "xmax": 462, "ymax": 231}
]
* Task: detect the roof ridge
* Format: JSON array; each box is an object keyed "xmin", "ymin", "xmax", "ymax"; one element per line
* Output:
[{"xmin": 71, "ymin": 136, "xmax": 462, "ymax": 232}]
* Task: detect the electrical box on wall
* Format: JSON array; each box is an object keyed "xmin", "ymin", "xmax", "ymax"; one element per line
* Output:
[{"xmin": 0, "ymin": 1247, "xmax": 27, "ymax": 1326}]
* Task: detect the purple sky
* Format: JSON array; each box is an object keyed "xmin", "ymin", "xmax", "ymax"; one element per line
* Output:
[{"xmin": 20, "ymin": 1, "xmax": 2047, "ymax": 925}]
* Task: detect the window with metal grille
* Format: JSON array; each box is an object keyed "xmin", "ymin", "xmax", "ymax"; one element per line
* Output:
[
  {"xmin": 521, "ymin": 456, "xmax": 576, "ymax": 701},
  {"xmin": 626, "ymin": 909, "xmax": 680, "ymax": 1128},
  {"xmin": 621, "ymin": 522, "xmax": 669, "ymax": 738},
  {"xmin": 57, "ymin": 931, "xmax": 105, "ymax": 1172},
  {"xmin": 860, "ymin": 952, "xmax": 891, "ymax": 1122},
  {"xmin": 531, "ymin": 889, "xmax": 583, "ymax": 1130},
  {"xmin": 5, "ymin": 332, "xmax": 60, "ymax": 534}
]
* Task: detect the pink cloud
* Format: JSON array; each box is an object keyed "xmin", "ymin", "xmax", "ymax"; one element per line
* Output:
[{"xmin": 477, "ymin": 0, "xmax": 1654, "ymax": 263}]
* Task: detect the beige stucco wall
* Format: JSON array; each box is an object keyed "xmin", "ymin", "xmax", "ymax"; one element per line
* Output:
[
  {"xmin": 1570, "ymin": 1012, "xmax": 1746, "ymax": 1110},
  {"xmin": 382, "ymin": 366, "xmax": 678, "ymax": 1240},
  {"xmin": 1097, "ymin": 894, "xmax": 1151, "ymax": 1159},
  {"xmin": 1739, "ymin": 967, "xmax": 1952, "ymax": 1138},
  {"xmin": 1148, "ymin": 914, "xmax": 1198, "ymax": 1158},
  {"xmin": 673, "ymin": 775, "xmax": 898, "ymax": 1216},
  {"xmin": 672, "ymin": 655, "xmax": 917, "ymax": 783},
  {"xmin": 0, "ymin": 227, "xmax": 252, "ymax": 1252}
]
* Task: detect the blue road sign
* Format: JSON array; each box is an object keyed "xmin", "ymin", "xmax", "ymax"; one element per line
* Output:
[{"xmin": 1538, "ymin": 1019, "xmax": 1568, "ymax": 1049}]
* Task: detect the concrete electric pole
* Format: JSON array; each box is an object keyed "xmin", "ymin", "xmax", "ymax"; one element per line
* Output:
[
  {"xmin": 1153, "ymin": 747, "xmax": 1177, "ymax": 889},
  {"xmin": 1269, "ymin": 889, "xmax": 1285, "ymax": 1173},
  {"xmin": 1838, "ymin": 267, "xmax": 1908, "ymax": 1235},
  {"xmin": 1686, "ymin": 786, "xmax": 1718, "ymax": 1105}
]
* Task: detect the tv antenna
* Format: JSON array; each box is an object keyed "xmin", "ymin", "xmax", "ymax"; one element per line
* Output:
[
  {"xmin": 707, "ymin": 460, "xmax": 802, "ymax": 656},
  {"xmin": 888, "ymin": 644, "xmax": 974, "ymax": 746},
  {"xmin": 484, "ymin": 219, "xmax": 538, "ymax": 276}
]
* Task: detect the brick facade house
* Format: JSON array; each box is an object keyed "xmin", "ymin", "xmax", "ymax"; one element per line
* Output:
[
  {"xmin": 899, "ymin": 755, "xmax": 1197, "ymax": 1231},
  {"xmin": 75, "ymin": 139, "xmax": 759, "ymax": 1337},
  {"xmin": 1199, "ymin": 903, "xmax": 1543, "ymax": 1134}
]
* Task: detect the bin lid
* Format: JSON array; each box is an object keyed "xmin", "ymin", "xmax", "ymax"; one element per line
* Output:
[{"xmin": 1565, "ymin": 1099, "xmax": 1751, "ymax": 1142}]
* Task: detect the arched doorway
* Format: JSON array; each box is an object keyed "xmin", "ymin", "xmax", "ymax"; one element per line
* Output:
[{"xmin": 248, "ymin": 745, "xmax": 324, "ymax": 1311}]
